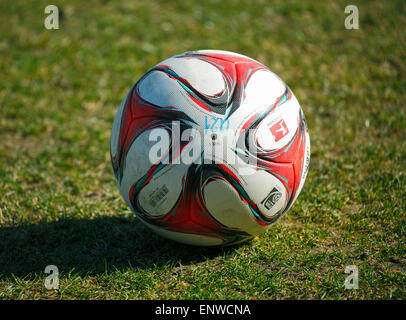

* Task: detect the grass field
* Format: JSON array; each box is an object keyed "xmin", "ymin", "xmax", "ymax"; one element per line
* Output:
[{"xmin": 0, "ymin": 0, "xmax": 405, "ymax": 299}]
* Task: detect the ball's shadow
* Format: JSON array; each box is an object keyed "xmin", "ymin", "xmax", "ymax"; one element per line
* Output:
[{"xmin": 0, "ymin": 216, "xmax": 248, "ymax": 278}]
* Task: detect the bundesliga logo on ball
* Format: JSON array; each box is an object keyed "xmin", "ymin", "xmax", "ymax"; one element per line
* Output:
[{"xmin": 110, "ymin": 50, "xmax": 310, "ymax": 246}]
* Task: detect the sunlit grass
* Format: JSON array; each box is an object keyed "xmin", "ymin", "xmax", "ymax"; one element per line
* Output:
[{"xmin": 0, "ymin": 0, "xmax": 405, "ymax": 299}]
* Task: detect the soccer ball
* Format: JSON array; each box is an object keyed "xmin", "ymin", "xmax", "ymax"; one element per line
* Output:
[{"xmin": 110, "ymin": 50, "xmax": 310, "ymax": 246}]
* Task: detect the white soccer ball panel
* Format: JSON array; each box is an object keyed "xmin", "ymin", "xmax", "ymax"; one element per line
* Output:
[
  {"xmin": 255, "ymin": 95, "xmax": 301, "ymax": 150},
  {"xmin": 240, "ymin": 170, "xmax": 287, "ymax": 218},
  {"xmin": 137, "ymin": 163, "xmax": 188, "ymax": 217},
  {"xmin": 110, "ymin": 90, "xmax": 129, "ymax": 159},
  {"xmin": 228, "ymin": 70, "xmax": 286, "ymax": 129},
  {"xmin": 119, "ymin": 130, "xmax": 170, "ymax": 209},
  {"xmin": 137, "ymin": 70, "xmax": 213, "ymax": 126},
  {"xmin": 157, "ymin": 56, "xmax": 226, "ymax": 96},
  {"xmin": 203, "ymin": 178, "xmax": 267, "ymax": 236}
]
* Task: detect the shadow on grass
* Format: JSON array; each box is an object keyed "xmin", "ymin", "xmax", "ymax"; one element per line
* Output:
[{"xmin": 0, "ymin": 216, "xmax": 247, "ymax": 278}]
